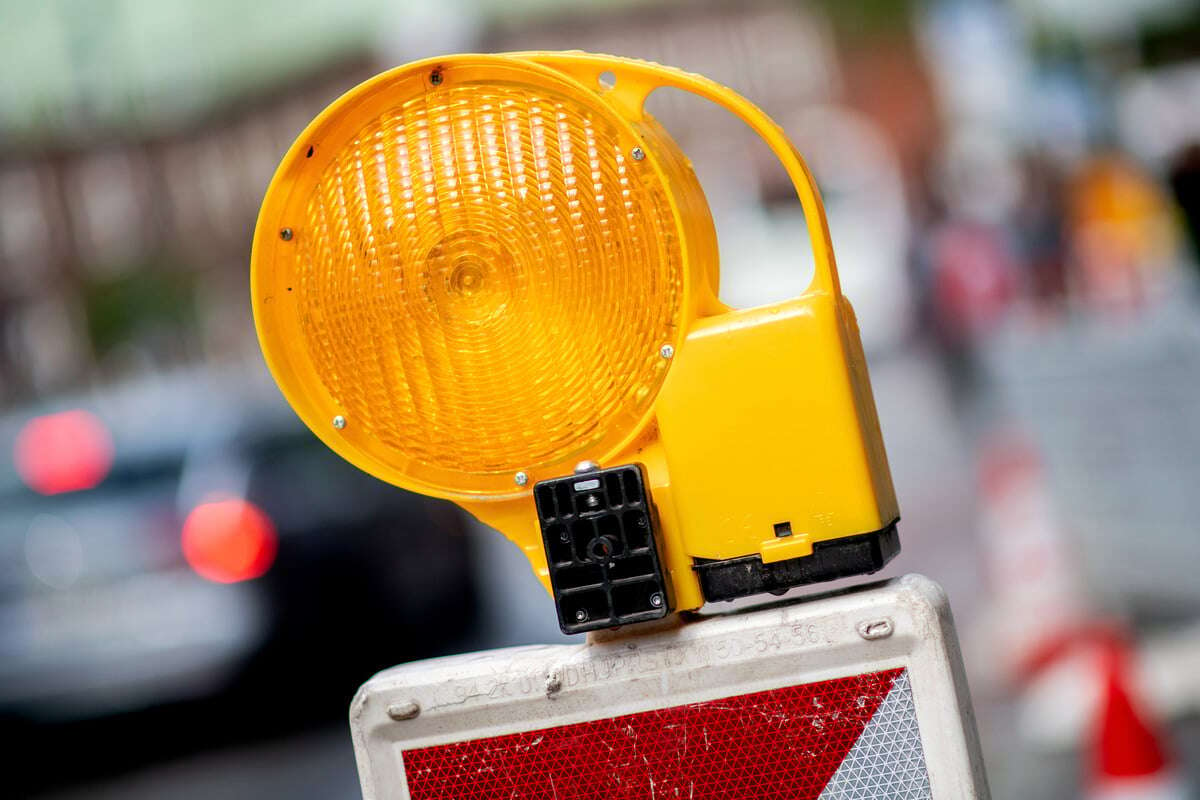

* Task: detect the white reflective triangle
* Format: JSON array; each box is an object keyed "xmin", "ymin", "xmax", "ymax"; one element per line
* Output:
[{"xmin": 819, "ymin": 670, "xmax": 932, "ymax": 800}]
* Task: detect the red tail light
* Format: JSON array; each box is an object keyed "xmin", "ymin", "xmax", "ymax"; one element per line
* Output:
[
  {"xmin": 14, "ymin": 410, "xmax": 114, "ymax": 495},
  {"xmin": 182, "ymin": 499, "xmax": 277, "ymax": 583}
]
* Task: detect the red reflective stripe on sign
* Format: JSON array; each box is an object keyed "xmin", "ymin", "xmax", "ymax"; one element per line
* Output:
[{"xmin": 403, "ymin": 667, "xmax": 903, "ymax": 800}]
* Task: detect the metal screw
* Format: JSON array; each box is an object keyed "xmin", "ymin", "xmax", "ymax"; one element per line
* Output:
[
  {"xmin": 585, "ymin": 495, "xmax": 600, "ymax": 508},
  {"xmin": 280, "ymin": 227, "xmax": 293, "ymax": 241},
  {"xmin": 575, "ymin": 609, "xmax": 588, "ymax": 622},
  {"xmin": 545, "ymin": 671, "xmax": 563, "ymax": 697},
  {"xmin": 660, "ymin": 343, "xmax": 675, "ymax": 359},
  {"xmin": 386, "ymin": 701, "xmax": 421, "ymax": 721},
  {"xmin": 430, "ymin": 69, "xmax": 443, "ymax": 86},
  {"xmin": 574, "ymin": 460, "xmax": 600, "ymax": 474},
  {"xmin": 514, "ymin": 471, "xmax": 529, "ymax": 487},
  {"xmin": 650, "ymin": 593, "xmax": 664, "ymax": 608},
  {"xmin": 630, "ymin": 146, "xmax": 645, "ymax": 162},
  {"xmin": 332, "ymin": 415, "xmax": 346, "ymax": 429}
]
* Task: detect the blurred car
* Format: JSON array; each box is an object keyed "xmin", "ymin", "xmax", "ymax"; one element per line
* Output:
[{"xmin": 0, "ymin": 366, "xmax": 478, "ymax": 728}]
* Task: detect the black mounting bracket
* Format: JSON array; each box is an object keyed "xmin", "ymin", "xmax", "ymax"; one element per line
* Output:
[{"xmin": 535, "ymin": 464, "xmax": 672, "ymax": 634}]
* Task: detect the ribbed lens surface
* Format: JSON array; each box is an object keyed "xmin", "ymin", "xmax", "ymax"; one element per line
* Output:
[{"xmin": 293, "ymin": 79, "xmax": 683, "ymax": 489}]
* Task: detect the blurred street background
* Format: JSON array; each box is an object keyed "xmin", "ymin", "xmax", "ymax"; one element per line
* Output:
[{"xmin": 3, "ymin": 0, "xmax": 1200, "ymax": 797}]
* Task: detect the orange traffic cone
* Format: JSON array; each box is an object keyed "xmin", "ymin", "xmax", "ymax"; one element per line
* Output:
[
  {"xmin": 1088, "ymin": 639, "xmax": 1189, "ymax": 800},
  {"xmin": 977, "ymin": 432, "xmax": 1090, "ymax": 685}
]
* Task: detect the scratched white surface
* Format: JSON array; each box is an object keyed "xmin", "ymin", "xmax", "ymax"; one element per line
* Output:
[{"xmin": 351, "ymin": 575, "xmax": 990, "ymax": 799}]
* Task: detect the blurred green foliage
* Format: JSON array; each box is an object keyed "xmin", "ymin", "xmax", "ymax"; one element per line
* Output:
[
  {"xmin": 84, "ymin": 265, "xmax": 196, "ymax": 358},
  {"xmin": 808, "ymin": 0, "xmax": 918, "ymax": 36}
]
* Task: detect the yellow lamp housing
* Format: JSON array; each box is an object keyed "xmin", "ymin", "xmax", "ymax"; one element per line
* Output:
[{"xmin": 251, "ymin": 52, "xmax": 899, "ymax": 633}]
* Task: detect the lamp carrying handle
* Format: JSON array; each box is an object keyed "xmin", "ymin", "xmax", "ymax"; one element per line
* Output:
[{"xmin": 523, "ymin": 51, "xmax": 842, "ymax": 298}]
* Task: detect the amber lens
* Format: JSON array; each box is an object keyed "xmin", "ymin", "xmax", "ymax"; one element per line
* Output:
[{"xmin": 268, "ymin": 67, "xmax": 685, "ymax": 495}]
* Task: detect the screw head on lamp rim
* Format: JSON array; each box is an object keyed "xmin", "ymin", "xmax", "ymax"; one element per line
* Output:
[{"xmin": 252, "ymin": 54, "xmax": 701, "ymax": 500}]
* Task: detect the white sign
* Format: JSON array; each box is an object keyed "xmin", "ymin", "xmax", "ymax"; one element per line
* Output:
[{"xmin": 351, "ymin": 574, "xmax": 990, "ymax": 799}]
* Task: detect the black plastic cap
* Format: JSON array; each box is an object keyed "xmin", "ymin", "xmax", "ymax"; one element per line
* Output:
[{"xmin": 694, "ymin": 523, "xmax": 900, "ymax": 603}]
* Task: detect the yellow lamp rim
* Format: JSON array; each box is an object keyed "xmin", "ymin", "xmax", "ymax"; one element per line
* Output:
[{"xmin": 251, "ymin": 53, "xmax": 697, "ymax": 502}]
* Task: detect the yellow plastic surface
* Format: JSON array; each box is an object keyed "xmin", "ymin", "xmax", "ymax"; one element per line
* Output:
[
  {"xmin": 252, "ymin": 52, "xmax": 898, "ymax": 613},
  {"xmin": 654, "ymin": 294, "xmax": 898, "ymax": 566}
]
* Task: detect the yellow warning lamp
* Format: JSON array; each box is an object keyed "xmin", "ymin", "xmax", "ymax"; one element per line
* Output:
[{"xmin": 251, "ymin": 52, "xmax": 899, "ymax": 633}]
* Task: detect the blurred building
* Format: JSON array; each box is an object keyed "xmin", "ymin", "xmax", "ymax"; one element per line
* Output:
[{"xmin": 0, "ymin": 2, "xmax": 400, "ymax": 404}]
